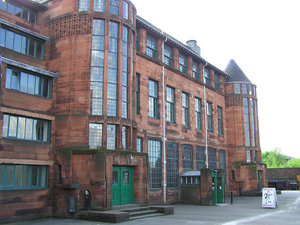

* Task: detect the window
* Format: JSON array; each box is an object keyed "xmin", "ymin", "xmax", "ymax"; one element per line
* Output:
[
  {"xmin": 2, "ymin": 114, "xmax": 50, "ymax": 143},
  {"xmin": 94, "ymin": 0, "xmax": 105, "ymax": 12},
  {"xmin": 196, "ymin": 146, "xmax": 205, "ymax": 170},
  {"xmin": 107, "ymin": 124, "xmax": 116, "ymax": 150},
  {"xmin": 79, "ymin": 0, "xmax": 90, "ymax": 11},
  {"xmin": 122, "ymin": 126, "xmax": 127, "ymax": 150},
  {"xmin": 250, "ymin": 98, "xmax": 256, "ymax": 147},
  {"xmin": 234, "ymin": 83, "xmax": 240, "ymax": 94},
  {"xmin": 136, "ymin": 74, "xmax": 140, "ymax": 114},
  {"xmin": 207, "ymin": 102, "xmax": 213, "ymax": 132},
  {"xmin": 149, "ymin": 79, "xmax": 158, "ymax": 118},
  {"xmin": 137, "ymin": 137, "xmax": 142, "ymax": 153},
  {"xmin": 179, "ymin": 54, "xmax": 187, "ymax": 74},
  {"xmin": 136, "ymin": 30, "xmax": 139, "ymax": 51},
  {"xmin": 182, "ymin": 145, "xmax": 193, "ymax": 170},
  {"xmin": 208, "ymin": 148, "xmax": 216, "ymax": 169},
  {"xmin": 253, "ymin": 150, "xmax": 257, "ymax": 162},
  {"xmin": 215, "ymin": 74, "xmax": 220, "ymax": 91},
  {"xmin": 217, "ymin": 106, "xmax": 223, "ymax": 135},
  {"xmin": 91, "ymin": 19, "xmax": 105, "ymax": 115},
  {"xmin": 107, "ymin": 22, "xmax": 119, "ymax": 117},
  {"xmin": 182, "ymin": 92, "xmax": 189, "ymax": 126},
  {"xmin": 5, "ymin": 67, "xmax": 52, "ymax": 98},
  {"xmin": 203, "ymin": 68, "xmax": 210, "ymax": 85},
  {"xmin": 167, "ymin": 143, "xmax": 178, "ymax": 189},
  {"xmin": 123, "ymin": 1, "xmax": 129, "ymax": 19},
  {"xmin": 242, "ymin": 84, "xmax": 247, "ymax": 94},
  {"xmin": 246, "ymin": 150, "xmax": 252, "ymax": 163},
  {"xmin": 122, "ymin": 26, "xmax": 128, "ymax": 118},
  {"xmin": 109, "ymin": 0, "xmax": 119, "ymax": 15},
  {"xmin": 0, "ymin": 27, "xmax": 44, "ymax": 59},
  {"xmin": 0, "ymin": 164, "xmax": 47, "ymax": 190},
  {"xmin": 192, "ymin": 61, "xmax": 199, "ymax": 80},
  {"xmin": 243, "ymin": 98, "xmax": 250, "ymax": 146},
  {"xmin": 195, "ymin": 98, "xmax": 202, "ymax": 130},
  {"xmin": 146, "ymin": 35, "xmax": 157, "ymax": 58},
  {"xmin": 249, "ymin": 84, "xmax": 253, "ymax": 95},
  {"xmin": 89, "ymin": 123, "xmax": 102, "ymax": 149},
  {"xmin": 164, "ymin": 45, "xmax": 173, "ymax": 67},
  {"xmin": 148, "ymin": 140, "xmax": 161, "ymax": 189},
  {"xmin": 219, "ymin": 150, "xmax": 226, "ymax": 184},
  {"xmin": 0, "ymin": 2, "xmax": 37, "ymax": 23},
  {"xmin": 166, "ymin": 86, "xmax": 175, "ymax": 122}
]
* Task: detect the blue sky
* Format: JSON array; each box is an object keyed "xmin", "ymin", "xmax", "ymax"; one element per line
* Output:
[{"xmin": 133, "ymin": 0, "xmax": 300, "ymax": 158}]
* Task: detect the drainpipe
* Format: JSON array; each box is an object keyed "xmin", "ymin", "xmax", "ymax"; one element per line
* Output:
[
  {"xmin": 161, "ymin": 32, "xmax": 167, "ymax": 204},
  {"xmin": 203, "ymin": 62, "xmax": 208, "ymax": 168}
]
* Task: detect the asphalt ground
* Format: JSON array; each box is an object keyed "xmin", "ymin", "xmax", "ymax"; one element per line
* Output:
[{"xmin": 5, "ymin": 191, "xmax": 300, "ymax": 225}]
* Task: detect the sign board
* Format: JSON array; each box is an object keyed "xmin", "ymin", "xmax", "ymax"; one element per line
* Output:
[{"xmin": 262, "ymin": 188, "xmax": 277, "ymax": 208}]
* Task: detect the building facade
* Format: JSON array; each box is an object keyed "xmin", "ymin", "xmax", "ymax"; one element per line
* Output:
[{"xmin": 0, "ymin": 0, "xmax": 266, "ymax": 222}]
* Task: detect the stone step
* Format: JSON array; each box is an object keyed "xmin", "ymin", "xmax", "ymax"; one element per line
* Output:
[
  {"xmin": 129, "ymin": 209, "xmax": 158, "ymax": 217},
  {"xmin": 129, "ymin": 212, "xmax": 164, "ymax": 220},
  {"xmin": 122, "ymin": 206, "xmax": 152, "ymax": 213}
]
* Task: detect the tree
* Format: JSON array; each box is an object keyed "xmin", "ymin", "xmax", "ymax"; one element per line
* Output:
[
  {"xmin": 286, "ymin": 158, "xmax": 300, "ymax": 168},
  {"xmin": 261, "ymin": 148, "xmax": 287, "ymax": 168}
]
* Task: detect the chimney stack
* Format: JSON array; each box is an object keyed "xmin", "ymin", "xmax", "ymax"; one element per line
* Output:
[{"xmin": 186, "ymin": 40, "xmax": 201, "ymax": 56}]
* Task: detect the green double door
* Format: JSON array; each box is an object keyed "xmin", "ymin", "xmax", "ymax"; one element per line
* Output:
[
  {"xmin": 212, "ymin": 171, "xmax": 224, "ymax": 204},
  {"xmin": 112, "ymin": 166, "xmax": 134, "ymax": 206}
]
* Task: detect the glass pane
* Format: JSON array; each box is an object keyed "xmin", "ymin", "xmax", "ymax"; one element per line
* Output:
[
  {"xmin": 39, "ymin": 166, "xmax": 47, "ymax": 187},
  {"xmin": 42, "ymin": 121, "xmax": 49, "ymax": 142},
  {"xmin": 94, "ymin": 0, "xmax": 105, "ymax": 12},
  {"xmin": 31, "ymin": 166, "xmax": 38, "ymax": 186},
  {"xmin": 28, "ymin": 39, "xmax": 35, "ymax": 56},
  {"xmin": 43, "ymin": 78, "xmax": 49, "ymax": 97},
  {"xmin": 14, "ymin": 6, "xmax": 22, "ymax": 17},
  {"xmin": 21, "ymin": 36, "xmax": 26, "ymax": 54},
  {"xmin": 113, "ymin": 171, "xmax": 118, "ymax": 184},
  {"xmin": 5, "ymin": 165, "xmax": 14, "ymax": 188},
  {"xmin": 2, "ymin": 114, "xmax": 9, "ymax": 138},
  {"xmin": 107, "ymin": 125, "xmax": 116, "ymax": 150},
  {"xmin": 17, "ymin": 117, "xmax": 25, "ymax": 139},
  {"xmin": 29, "ymin": 10, "xmax": 36, "ymax": 23},
  {"xmin": 7, "ymin": 3, "xmax": 14, "ymax": 14},
  {"xmin": 0, "ymin": 28, "xmax": 5, "ymax": 47},
  {"xmin": 0, "ymin": 1, "xmax": 6, "ymax": 11},
  {"xmin": 123, "ymin": 171, "xmax": 129, "ymax": 184},
  {"xmin": 0, "ymin": 165, "xmax": 4, "ymax": 188},
  {"xmin": 20, "ymin": 72, "xmax": 28, "ymax": 92},
  {"xmin": 35, "ymin": 76, "xmax": 41, "ymax": 95},
  {"xmin": 8, "ymin": 116, "xmax": 17, "ymax": 137},
  {"xmin": 13, "ymin": 33, "xmax": 21, "ymax": 52},
  {"xmin": 23, "ymin": 166, "xmax": 30, "ymax": 187},
  {"xmin": 23, "ymin": 9, "xmax": 29, "ymax": 21},
  {"xmin": 32, "ymin": 119, "xmax": 38, "ymax": 141},
  {"xmin": 36, "ymin": 41, "xmax": 42, "ymax": 59},
  {"xmin": 14, "ymin": 165, "xmax": 23, "ymax": 188},
  {"xmin": 5, "ymin": 30, "xmax": 14, "ymax": 49},
  {"xmin": 25, "ymin": 118, "xmax": 33, "ymax": 140},
  {"xmin": 5, "ymin": 68, "xmax": 12, "ymax": 89},
  {"xmin": 28, "ymin": 75, "xmax": 35, "ymax": 94}
]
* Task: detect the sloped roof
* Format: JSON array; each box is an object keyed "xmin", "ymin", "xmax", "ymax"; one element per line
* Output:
[{"xmin": 225, "ymin": 59, "xmax": 252, "ymax": 83}]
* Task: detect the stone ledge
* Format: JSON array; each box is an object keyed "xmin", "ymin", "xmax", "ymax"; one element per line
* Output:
[
  {"xmin": 78, "ymin": 210, "xmax": 129, "ymax": 223},
  {"xmin": 150, "ymin": 205, "xmax": 174, "ymax": 215}
]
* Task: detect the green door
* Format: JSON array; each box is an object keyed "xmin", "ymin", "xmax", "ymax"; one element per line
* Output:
[
  {"xmin": 112, "ymin": 166, "xmax": 134, "ymax": 206},
  {"xmin": 258, "ymin": 170, "xmax": 262, "ymax": 191},
  {"xmin": 212, "ymin": 171, "xmax": 217, "ymax": 205},
  {"xmin": 217, "ymin": 176, "xmax": 224, "ymax": 203}
]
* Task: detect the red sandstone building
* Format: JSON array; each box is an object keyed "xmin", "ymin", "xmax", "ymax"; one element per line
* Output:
[{"xmin": 0, "ymin": 0, "xmax": 267, "ymax": 222}]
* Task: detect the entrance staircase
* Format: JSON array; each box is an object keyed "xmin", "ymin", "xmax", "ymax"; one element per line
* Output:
[{"xmin": 121, "ymin": 205, "xmax": 166, "ymax": 220}]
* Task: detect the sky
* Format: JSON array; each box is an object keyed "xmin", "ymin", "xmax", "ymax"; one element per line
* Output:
[{"xmin": 132, "ymin": 0, "xmax": 300, "ymax": 158}]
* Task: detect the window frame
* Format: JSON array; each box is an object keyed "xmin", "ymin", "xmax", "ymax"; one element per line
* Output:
[
  {"xmin": 137, "ymin": 137, "xmax": 142, "ymax": 153},
  {"xmin": 136, "ymin": 73, "xmax": 140, "ymax": 114},
  {"xmin": 146, "ymin": 35, "xmax": 157, "ymax": 58},
  {"xmin": 107, "ymin": 124, "xmax": 116, "ymax": 150},
  {"xmin": 192, "ymin": 61, "xmax": 199, "ymax": 80},
  {"xmin": 182, "ymin": 92, "xmax": 189, "ymax": 126},
  {"xmin": 195, "ymin": 97, "xmax": 202, "ymax": 130},
  {"xmin": 207, "ymin": 102, "xmax": 213, "ymax": 132},
  {"xmin": 89, "ymin": 123, "xmax": 102, "ymax": 149},
  {"xmin": 167, "ymin": 143, "xmax": 179, "ymax": 189},
  {"xmin": 164, "ymin": 45, "xmax": 173, "ymax": 67},
  {"xmin": 217, "ymin": 106, "xmax": 223, "ymax": 136},
  {"xmin": 182, "ymin": 144, "xmax": 193, "ymax": 171},
  {"xmin": 203, "ymin": 68, "xmax": 210, "ymax": 86},
  {"xmin": 214, "ymin": 73, "xmax": 220, "ymax": 91},
  {"xmin": 166, "ymin": 86, "xmax": 175, "ymax": 123},
  {"xmin": 179, "ymin": 53, "xmax": 187, "ymax": 74},
  {"xmin": 148, "ymin": 139, "xmax": 162, "ymax": 189},
  {"xmin": 79, "ymin": 0, "xmax": 90, "ymax": 11},
  {"xmin": 148, "ymin": 79, "xmax": 158, "ymax": 118}
]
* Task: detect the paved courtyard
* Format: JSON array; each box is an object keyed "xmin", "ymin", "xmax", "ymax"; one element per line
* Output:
[{"xmin": 5, "ymin": 191, "xmax": 300, "ymax": 225}]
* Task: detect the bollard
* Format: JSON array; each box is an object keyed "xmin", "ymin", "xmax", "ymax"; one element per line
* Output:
[{"xmin": 231, "ymin": 192, "xmax": 233, "ymax": 204}]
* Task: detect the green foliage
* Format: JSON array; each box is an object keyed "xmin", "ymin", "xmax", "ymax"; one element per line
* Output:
[{"xmin": 261, "ymin": 148, "xmax": 300, "ymax": 168}]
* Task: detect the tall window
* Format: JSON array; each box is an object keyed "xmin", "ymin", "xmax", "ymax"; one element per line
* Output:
[
  {"xmin": 192, "ymin": 61, "xmax": 199, "ymax": 80},
  {"xmin": 136, "ymin": 74, "xmax": 140, "ymax": 114},
  {"xmin": 109, "ymin": 0, "xmax": 119, "ymax": 15},
  {"xmin": 196, "ymin": 146, "xmax": 205, "ymax": 170},
  {"xmin": 246, "ymin": 150, "xmax": 252, "ymax": 163},
  {"xmin": 136, "ymin": 30, "xmax": 139, "ymax": 51},
  {"xmin": 166, "ymin": 86, "xmax": 175, "ymax": 122},
  {"xmin": 243, "ymin": 98, "xmax": 250, "ymax": 146},
  {"xmin": 182, "ymin": 92, "xmax": 189, "ymax": 126},
  {"xmin": 217, "ymin": 106, "xmax": 223, "ymax": 135},
  {"xmin": 137, "ymin": 137, "xmax": 142, "ymax": 152},
  {"xmin": 164, "ymin": 45, "xmax": 173, "ymax": 67},
  {"xmin": 253, "ymin": 150, "xmax": 257, "ymax": 162},
  {"xmin": 249, "ymin": 84, "xmax": 253, "ymax": 95},
  {"xmin": 89, "ymin": 123, "xmax": 102, "ymax": 149},
  {"xmin": 2, "ymin": 114, "xmax": 50, "ymax": 143},
  {"xmin": 0, "ymin": 1, "xmax": 37, "ymax": 23},
  {"xmin": 149, "ymin": 79, "xmax": 158, "ymax": 118},
  {"xmin": 107, "ymin": 124, "xmax": 116, "ymax": 150},
  {"xmin": 179, "ymin": 54, "xmax": 187, "ymax": 74},
  {"xmin": 79, "ymin": 0, "xmax": 90, "ymax": 11},
  {"xmin": 0, "ymin": 27, "xmax": 44, "ymax": 59},
  {"xmin": 208, "ymin": 148, "xmax": 217, "ymax": 169},
  {"xmin": 182, "ymin": 145, "xmax": 193, "ymax": 170},
  {"xmin": 122, "ymin": 126, "xmax": 127, "ymax": 150},
  {"xmin": 148, "ymin": 140, "xmax": 161, "ymax": 189},
  {"xmin": 242, "ymin": 84, "xmax": 248, "ymax": 94},
  {"xmin": 94, "ymin": 0, "xmax": 105, "ymax": 12},
  {"xmin": 167, "ymin": 143, "xmax": 178, "ymax": 189},
  {"xmin": 122, "ymin": 26, "xmax": 128, "ymax": 118},
  {"xmin": 203, "ymin": 68, "xmax": 210, "ymax": 85},
  {"xmin": 123, "ymin": 1, "xmax": 129, "ymax": 19},
  {"xmin": 0, "ymin": 165, "xmax": 47, "ymax": 190},
  {"xmin": 219, "ymin": 150, "xmax": 226, "ymax": 184},
  {"xmin": 91, "ymin": 19, "xmax": 105, "ymax": 115},
  {"xmin": 234, "ymin": 83, "xmax": 240, "ymax": 94},
  {"xmin": 250, "ymin": 98, "xmax": 256, "ymax": 147},
  {"xmin": 207, "ymin": 102, "xmax": 213, "ymax": 132},
  {"xmin": 195, "ymin": 97, "xmax": 202, "ymax": 130},
  {"xmin": 215, "ymin": 74, "xmax": 220, "ymax": 91},
  {"xmin": 146, "ymin": 35, "xmax": 157, "ymax": 58},
  {"xmin": 107, "ymin": 22, "xmax": 119, "ymax": 117},
  {"xmin": 5, "ymin": 67, "xmax": 52, "ymax": 98}
]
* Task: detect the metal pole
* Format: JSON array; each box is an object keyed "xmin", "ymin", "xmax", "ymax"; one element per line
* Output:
[{"xmin": 203, "ymin": 62, "xmax": 208, "ymax": 168}]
